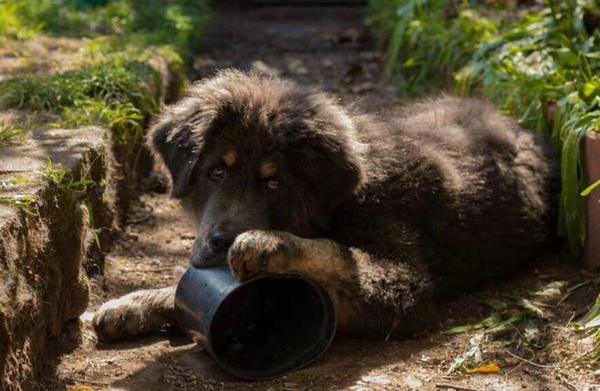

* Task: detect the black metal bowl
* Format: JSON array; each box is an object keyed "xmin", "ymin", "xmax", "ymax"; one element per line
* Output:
[{"xmin": 174, "ymin": 266, "xmax": 337, "ymax": 380}]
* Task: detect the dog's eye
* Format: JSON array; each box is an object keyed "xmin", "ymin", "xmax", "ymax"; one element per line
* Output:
[
  {"xmin": 209, "ymin": 166, "xmax": 225, "ymax": 180},
  {"xmin": 267, "ymin": 179, "xmax": 280, "ymax": 190}
]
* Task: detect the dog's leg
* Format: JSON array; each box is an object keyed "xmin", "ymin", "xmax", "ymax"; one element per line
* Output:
[
  {"xmin": 228, "ymin": 230, "xmax": 437, "ymax": 337},
  {"xmin": 93, "ymin": 230, "xmax": 435, "ymax": 341},
  {"xmin": 92, "ymin": 286, "xmax": 176, "ymax": 341}
]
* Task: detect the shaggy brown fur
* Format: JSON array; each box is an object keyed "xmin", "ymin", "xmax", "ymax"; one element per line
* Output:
[{"xmin": 93, "ymin": 70, "xmax": 559, "ymax": 340}]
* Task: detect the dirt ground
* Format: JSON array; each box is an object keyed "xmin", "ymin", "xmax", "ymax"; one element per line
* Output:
[{"xmin": 47, "ymin": 5, "xmax": 600, "ymax": 391}]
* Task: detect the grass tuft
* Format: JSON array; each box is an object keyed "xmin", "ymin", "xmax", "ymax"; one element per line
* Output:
[
  {"xmin": 0, "ymin": 194, "xmax": 38, "ymax": 216},
  {"xmin": 0, "ymin": 57, "xmax": 158, "ymax": 113},
  {"xmin": 370, "ymin": 0, "xmax": 503, "ymax": 96},
  {"xmin": 41, "ymin": 158, "xmax": 95, "ymax": 191},
  {"xmin": 0, "ymin": 124, "xmax": 25, "ymax": 146},
  {"xmin": 0, "ymin": 54, "xmax": 159, "ymax": 140}
]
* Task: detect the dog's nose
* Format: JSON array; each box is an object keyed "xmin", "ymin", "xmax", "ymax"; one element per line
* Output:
[{"xmin": 208, "ymin": 231, "xmax": 234, "ymax": 253}]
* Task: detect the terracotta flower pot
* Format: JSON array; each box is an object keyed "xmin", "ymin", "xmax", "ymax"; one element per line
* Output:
[{"xmin": 584, "ymin": 131, "xmax": 600, "ymax": 271}]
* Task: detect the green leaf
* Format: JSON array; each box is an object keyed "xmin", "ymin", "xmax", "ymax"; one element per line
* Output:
[
  {"xmin": 448, "ymin": 333, "xmax": 484, "ymax": 374},
  {"xmin": 9, "ymin": 177, "xmax": 32, "ymax": 184},
  {"xmin": 578, "ymin": 294, "xmax": 600, "ymax": 326},
  {"xmin": 583, "ymin": 82, "xmax": 598, "ymax": 97},
  {"xmin": 486, "ymin": 313, "xmax": 526, "ymax": 335},
  {"xmin": 442, "ymin": 313, "xmax": 502, "ymax": 335},
  {"xmin": 581, "ymin": 179, "xmax": 600, "ymax": 196},
  {"xmin": 522, "ymin": 318, "xmax": 539, "ymax": 343},
  {"xmin": 530, "ymin": 281, "xmax": 566, "ymax": 297},
  {"xmin": 517, "ymin": 297, "xmax": 545, "ymax": 317}
]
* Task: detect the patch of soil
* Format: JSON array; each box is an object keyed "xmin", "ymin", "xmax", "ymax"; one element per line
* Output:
[{"xmin": 51, "ymin": 5, "xmax": 600, "ymax": 391}]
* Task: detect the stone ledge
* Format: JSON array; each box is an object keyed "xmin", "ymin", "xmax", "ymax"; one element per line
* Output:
[
  {"xmin": 0, "ymin": 55, "xmax": 184, "ymax": 391},
  {"xmin": 0, "ymin": 126, "xmax": 112, "ymax": 390}
]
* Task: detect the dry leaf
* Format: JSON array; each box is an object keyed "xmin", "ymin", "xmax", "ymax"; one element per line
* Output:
[
  {"xmin": 67, "ymin": 386, "xmax": 92, "ymax": 391},
  {"xmin": 465, "ymin": 362, "xmax": 500, "ymax": 374}
]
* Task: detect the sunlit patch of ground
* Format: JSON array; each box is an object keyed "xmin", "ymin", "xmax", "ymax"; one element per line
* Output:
[{"xmin": 0, "ymin": 36, "xmax": 86, "ymax": 80}]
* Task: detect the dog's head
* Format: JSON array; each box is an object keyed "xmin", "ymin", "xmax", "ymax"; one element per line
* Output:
[{"xmin": 149, "ymin": 70, "xmax": 363, "ymax": 267}]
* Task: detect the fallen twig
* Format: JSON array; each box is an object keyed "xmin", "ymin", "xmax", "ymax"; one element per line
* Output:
[
  {"xmin": 557, "ymin": 292, "xmax": 572, "ymax": 306},
  {"xmin": 119, "ymin": 267, "xmax": 174, "ymax": 273},
  {"xmin": 435, "ymin": 383, "xmax": 479, "ymax": 391},
  {"xmin": 503, "ymin": 361, "xmax": 525, "ymax": 379},
  {"xmin": 559, "ymin": 378, "xmax": 578, "ymax": 391},
  {"xmin": 502, "ymin": 348, "xmax": 562, "ymax": 369},
  {"xmin": 71, "ymin": 378, "xmax": 110, "ymax": 386},
  {"xmin": 569, "ymin": 341, "xmax": 600, "ymax": 363}
]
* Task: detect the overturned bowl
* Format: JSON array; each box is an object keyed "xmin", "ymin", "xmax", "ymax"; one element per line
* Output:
[{"xmin": 174, "ymin": 266, "xmax": 337, "ymax": 380}]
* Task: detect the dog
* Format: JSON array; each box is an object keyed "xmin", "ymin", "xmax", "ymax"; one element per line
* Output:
[{"xmin": 92, "ymin": 69, "xmax": 559, "ymax": 341}]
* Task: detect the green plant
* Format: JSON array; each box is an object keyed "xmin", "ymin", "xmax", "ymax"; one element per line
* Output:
[
  {"xmin": 0, "ymin": 0, "xmax": 41, "ymax": 40},
  {"xmin": 572, "ymin": 291, "xmax": 600, "ymax": 361},
  {"xmin": 41, "ymin": 158, "xmax": 96, "ymax": 234},
  {"xmin": 0, "ymin": 56, "xmax": 157, "ymax": 111},
  {"xmin": 85, "ymin": 202, "xmax": 102, "ymax": 251},
  {"xmin": 0, "ymin": 55, "xmax": 158, "ymax": 142},
  {"xmin": 0, "ymin": 194, "xmax": 38, "ymax": 216},
  {"xmin": 456, "ymin": 1, "xmax": 600, "ymax": 255},
  {"xmin": 59, "ymin": 99, "xmax": 144, "ymax": 133},
  {"xmin": 442, "ymin": 281, "xmax": 562, "ymax": 346},
  {"xmin": 0, "ymin": 0, "xmax": 210, "ymax": 60},
  {"xmin": 441, "ymin": 280, "xmax": 568, "ymax": 372},
  {"xmin": 42, "ymin": 158, "xmax": 95, "ymax": 191},
  {"xmin": 0, "ymin": 124, "xmax": 24, "ymax": 145},
  {"xmin": 371, "ymin": 0, "xmax": 600, "ymax": 255},
  {"xmin": 582, "ymin": 179, "xmax": 600, "ymax": 195},
  {"xmin": 0, "ymin": 0, "xmax": 200, "ymax": 164},
  {"xmin": 370, "ymin": 0, "xmax": 499, "ymax": 95}
]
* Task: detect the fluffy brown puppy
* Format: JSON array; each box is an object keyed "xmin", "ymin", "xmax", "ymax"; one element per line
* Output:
[{"xmin": 93, "ymin": 70, "xmax": 559, "ymax": 341}]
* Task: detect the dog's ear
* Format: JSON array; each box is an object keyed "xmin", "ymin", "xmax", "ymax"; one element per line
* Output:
[
  {"xmin": 296, "ymin": 136, "xmax": 363, "ymax": 232},
  {"xmin": 148, "ymin": 108, "xmax": 209, "ymax": 198}
]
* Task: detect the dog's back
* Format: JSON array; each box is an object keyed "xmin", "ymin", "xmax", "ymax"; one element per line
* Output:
[{"xmin": 333, "ymin": 96, "xmax": 560, "ymax": 297}]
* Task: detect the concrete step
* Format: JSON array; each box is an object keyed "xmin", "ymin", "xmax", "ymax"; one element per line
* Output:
[
  {"xmin": 0, "ymin": 56, "xmax": 183, "ymax": 391},
  {"xmin": 0, "ymin": 126, "xmax": 111, "ymax": 389}
]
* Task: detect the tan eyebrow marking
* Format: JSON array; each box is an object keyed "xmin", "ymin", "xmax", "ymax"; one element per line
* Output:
[
  {"xmin": 260, "ymin": 161, "xmax": 276, "ymax": 178},
  {"xmin": 222, "ymin": 150, "xmax": 236, "ymax": 166}
]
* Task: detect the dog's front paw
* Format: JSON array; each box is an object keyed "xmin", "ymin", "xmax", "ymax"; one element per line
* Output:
[
  {"xmin": 92, "ymin": 287, "xmax": 176, "ymax": 342},
  {"xmin": 227, "ymin": 231, "xmax": 301, "ymax": 280}
]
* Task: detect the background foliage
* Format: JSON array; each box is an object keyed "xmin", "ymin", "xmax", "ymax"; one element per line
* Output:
[
  {"xmin": 370, "ymin": 0, "xmax": 600, "ymax": 256},
  {"xmin": 0, "ymin": 0, "xmax": 209, "ymax": 59},
  {"xmin": 0, "ymin": 0, "xmax": 209, "ymax": 144}
]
